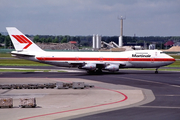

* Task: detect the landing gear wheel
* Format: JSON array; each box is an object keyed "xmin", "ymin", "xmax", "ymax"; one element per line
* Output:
[
  {"xmin": 87, "ymin": 70, "xmax": 95, "ymax": 74},
  {"xmin": 96, "ymin": 69, "xmax": 102, "ymax": 74},
  {"xmin": 155, "ymin": 68, "xmax": 158, "ymax": 74}
]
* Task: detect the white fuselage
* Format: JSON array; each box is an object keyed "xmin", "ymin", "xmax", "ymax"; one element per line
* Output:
[{"xmin": 13, "ymin": 50, "xmax": 175, "ymax": 69}]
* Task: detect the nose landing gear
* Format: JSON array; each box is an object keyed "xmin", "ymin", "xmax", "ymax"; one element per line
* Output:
[{"xmin": 155, "ymin": 68, "xmax": 158, "ymax": 74}]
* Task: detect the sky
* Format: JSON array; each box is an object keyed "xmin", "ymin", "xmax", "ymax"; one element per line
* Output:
[{"xmin": 0, "ymin": 0, "xmax": 180, "ymax": 36}]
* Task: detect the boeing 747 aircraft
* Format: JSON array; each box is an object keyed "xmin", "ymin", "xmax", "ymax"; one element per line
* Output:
[{"xmin": 6, "ymin": 27, "xmax": 175, "ymax": 74}]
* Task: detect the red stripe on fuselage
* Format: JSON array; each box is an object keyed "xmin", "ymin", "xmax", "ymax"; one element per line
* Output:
[{"xmin": 36, "ymin": 57, "xmax": 175, "ymax": 62}]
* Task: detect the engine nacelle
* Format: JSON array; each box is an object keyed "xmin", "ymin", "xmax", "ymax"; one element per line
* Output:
[
  {"xmin": 81, "ymin": 63, "xmax": 96, "ymax": 71},
  {"xmin": 104, "ymin": 64, "xmax": 119, "ymax": 71}
]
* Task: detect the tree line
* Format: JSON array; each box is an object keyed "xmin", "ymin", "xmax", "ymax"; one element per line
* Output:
[
  {"xmin": 1, "ymin": 33, "xmax": 180, "ymax": 49},
  {"xmin": 0, "ymin": 33, "xmax": 12, "ymax": 49}
]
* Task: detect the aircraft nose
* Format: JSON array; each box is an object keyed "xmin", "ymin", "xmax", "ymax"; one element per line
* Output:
[
  {"xmin": 172, "ymin": 58, "xmax": 176, "ymax": 63},
  {"xmin": 169, "ymin": 57, "xmax": 176, "ymax": 64},
  {"xmin": 166, "ymin": 55, "xmax": 176, "ymax": 65}
]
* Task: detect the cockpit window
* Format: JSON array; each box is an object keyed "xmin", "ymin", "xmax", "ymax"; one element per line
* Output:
[{"xmin": 160, "ymin": 52, "xmax": 165, "ymax": 54}]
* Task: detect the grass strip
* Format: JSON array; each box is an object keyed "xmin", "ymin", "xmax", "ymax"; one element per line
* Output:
[
  {"xmin": 170, "ymin": 55, "xmax": 180, "ymax": 59},
  {"xmin": 125, "ymin": 68, "xmax": 180, "ymax": 72},
  {"xmin": 167, "ymin": 60, "xmax": 180, "ymax": 67},
  {"xmin": 0, "ymin": 69, "xmax": 44, "ymax": 72},
  {"xmin": 0, "ymin": 69, "xmax": 67, "ymax": 72},
  {"xmin": 0, "ymin": 64, "xmax": 50, "ymax": 66},
  {"xmin": 0, "ymin": 53, "xmax": 12, "ymax": 57},
  {"xmin": 0, "ymin": 59, "xmax": 50, "ymax": 66}
]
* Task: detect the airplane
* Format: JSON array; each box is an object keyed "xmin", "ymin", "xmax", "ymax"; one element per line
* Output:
[{"xmin": 6, "ymin": 27, "xmax": 175, "ymax": 74}]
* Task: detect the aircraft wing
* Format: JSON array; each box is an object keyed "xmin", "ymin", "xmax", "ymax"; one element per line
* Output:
[{"xmin": 68, "ymin": 61, "xmax": 126, "ymax": 72}]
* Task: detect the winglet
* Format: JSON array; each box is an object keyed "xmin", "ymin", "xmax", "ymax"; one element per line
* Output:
[{"xmin": 6, "ymin": 27, "xmax": 43, "ymax": 52}]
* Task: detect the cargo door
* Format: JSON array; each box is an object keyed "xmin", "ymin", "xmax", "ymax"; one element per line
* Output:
[
  {"xmin": 41, "ymin": 56, "xmax": 45, "ymax": 61},
  {"xmin": 151, "ymin": 58, "xmax": 154, "ymax": 63}
]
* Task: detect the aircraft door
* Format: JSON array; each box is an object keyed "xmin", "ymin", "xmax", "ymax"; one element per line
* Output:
[
  {"xmin": 128, "ymin": 57, "xmax": 132, "ymax": 63},
  {"xmin": 127, "ymin": 57, "xmax": 133, "ymax": 67},
  {"xmin": 151, "ymin": 51, "xmax": 157, "ymax": 63},
  {"xmin": 151, "ymin": 58, "xmax": 154, "ymax": 63},
  {"xmin": 41, "ymin": 56, "xmax": 45, "ymax": 61},
  {"xmin": 75, "ymin": 57, "xmax": 79, "ymax": 63}
]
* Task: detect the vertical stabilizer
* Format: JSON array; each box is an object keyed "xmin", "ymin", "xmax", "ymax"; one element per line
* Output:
[{"xmin": 6, "ymin": 27, "xmax": 43, "ymax": 52}]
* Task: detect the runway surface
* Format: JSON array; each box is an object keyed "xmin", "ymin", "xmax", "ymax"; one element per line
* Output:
[{"xmin": 0, "ymin": 69, "xmax": 180, "ymax": 120}]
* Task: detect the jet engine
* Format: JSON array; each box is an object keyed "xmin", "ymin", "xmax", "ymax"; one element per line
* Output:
[
  {"xmin": 81, "ymin": 63, "xmax": 96, "ymax": 71},
  {"xmin": 104, "ymin": 64, "xmax": 119, "ymax": 71}
]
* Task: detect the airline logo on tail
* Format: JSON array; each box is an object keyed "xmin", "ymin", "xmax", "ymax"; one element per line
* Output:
[{"xmin": 12, "ymin": 35, "xmax": 32, "ymax": 49}]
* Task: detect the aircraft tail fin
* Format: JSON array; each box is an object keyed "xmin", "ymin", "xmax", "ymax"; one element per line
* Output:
[{"xmin": 6, "ymin": 27, "xmax": 43, "ymax": 52}]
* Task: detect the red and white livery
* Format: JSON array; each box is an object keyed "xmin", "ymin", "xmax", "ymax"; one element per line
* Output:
[{"xmin": 6, "ymin": 27, "xmax": 175, "ymax": 73}]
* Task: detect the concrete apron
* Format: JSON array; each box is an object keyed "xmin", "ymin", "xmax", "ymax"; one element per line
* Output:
[{"xmin": 0, "ymin": 78, "xmax": 155, "ymax": 120}]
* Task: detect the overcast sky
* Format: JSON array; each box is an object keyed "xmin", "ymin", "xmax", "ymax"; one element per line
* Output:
[{"xmin": 0, "ymin": 0, "xmax": 180, "ymax": 36}]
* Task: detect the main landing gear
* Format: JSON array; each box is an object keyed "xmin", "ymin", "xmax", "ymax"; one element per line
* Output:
[
  {"xmin": 87, "ymin": 68, "xmax": 103, "ymax": 74},
  {"xmin": 96, "ymin": 68, "xmax": 102, "ymax": 73},
  {"xmin": 155, "ymin": 68, "xmax": 158, "ymax": 74}
]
